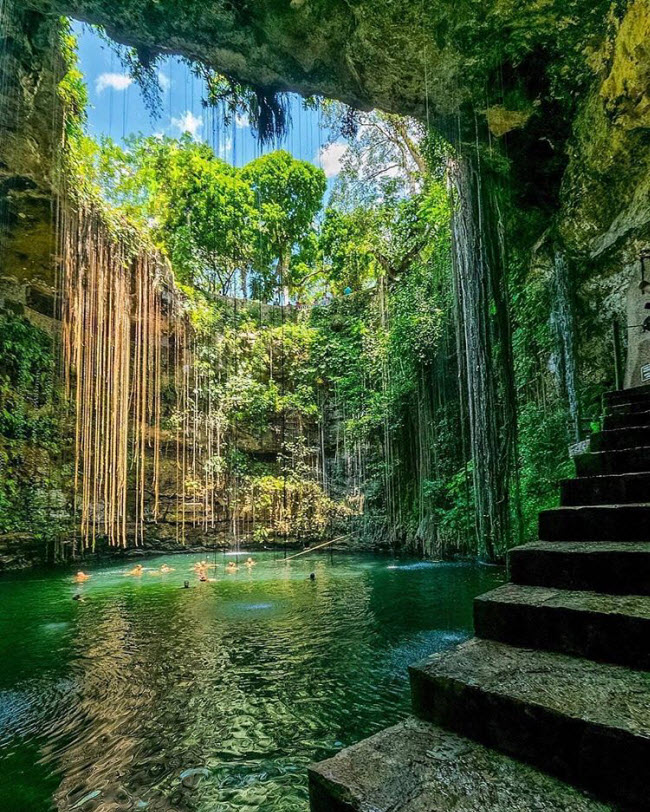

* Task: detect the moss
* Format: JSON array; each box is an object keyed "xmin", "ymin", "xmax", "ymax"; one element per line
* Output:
[
  {"xmin": 560, "ymin": 0, "xmax": 650, "ymax": 257},
  {"xmin": 0, "ymin": 8, "xmax": 68, "ymax": 289},
  {"xmin": 601, "ymin": 0, "xmax": 650, "ymax": 130},
  {"xmin": 486, "ymin": 105, "xmax": 534, "ymax": 137}
]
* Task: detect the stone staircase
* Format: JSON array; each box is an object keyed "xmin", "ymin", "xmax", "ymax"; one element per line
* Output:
[{"xmin": 309, "ymin": 384, "xmax": 650, "ymax": 812}]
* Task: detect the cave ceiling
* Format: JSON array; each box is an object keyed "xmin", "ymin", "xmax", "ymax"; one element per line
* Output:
[{"xmin": 22, "ymin": 0, "xmax": 614, "ymax": 139}]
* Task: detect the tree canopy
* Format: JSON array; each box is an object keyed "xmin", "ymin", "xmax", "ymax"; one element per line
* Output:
[{"xmin": 91, "ymin": 137, "xmax": 326, "ymax": 297}]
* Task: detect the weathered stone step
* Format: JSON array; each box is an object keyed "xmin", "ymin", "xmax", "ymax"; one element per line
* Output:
[
  {"xmin": 539, "ymin": 504, "xmax": 650, "ymax": 541},
  {"xmin": 607, "ymin": 398, "xmax": 650, "ymax": 416},
  {"xmin": 308, "ymin": 717, "xmax": 612, "ymax": 812},
  {"xmin": 474, "ymin": 583, "xmax": 650, "ymax": 668},
  {"xmin": 509, "ymin": 541, "xmax": 650, "ymax": 595},
  {"xmin": 561, "ymin": 472, "xmax": 650, "ymax": 506},
  {"xmin": 409, "ymin": 638, "xmax": 650, "ymax": 808},
  {"xmin": 605, "ymin": 383, "xmax": 650, "ymax": 406},
  {"xmin": 590, "ymin": 426, "xmax": 650, "ymax": 451},
  {"xmin": 575, "ymin": 446, "xmax": 650, "ymax": 476},
  {"xmin": 603, "ymin": 408, "xmax": 650, "ymax": 430}
]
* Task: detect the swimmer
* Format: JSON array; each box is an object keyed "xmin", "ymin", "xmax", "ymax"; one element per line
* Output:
[
  {"xmin": 160, "ymin": 564, "xmax": 175, "ymax": 574},
  {"xmin": 182, "ymin": 580, "xmax": 190, "ymax": 589},
  {"xmin": 127, "ymin": 564, "xmax": 144, "ymax": 577},
  {"xmin": 309, "ymin": 572, "xmax": 316, "ymax": 581},
  {"xmin": 245, "ymin": 557, "xmax": 256, "ymax": 567},
  {"xmin": 74, "ymin": 571, "xmax": 91, "ymax": 583},
  {"xmin": 225, "ymin": 561, "xmax": 238, "ymax": 573},
  {"xmin": 72, "ymin": 593, "xmax": 84, "ymax": 602}
]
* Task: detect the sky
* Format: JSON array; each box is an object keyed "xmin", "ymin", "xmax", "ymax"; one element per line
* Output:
[{"xmin": 72, "ymin": 22, "xmax": 346, "ymax": 186}]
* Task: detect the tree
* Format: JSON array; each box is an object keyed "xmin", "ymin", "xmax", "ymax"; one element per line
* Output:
[
  {"xmin": 321, "ymin": 103, "xmax": 427, "ymax": 207},
  {"xmin": 93, "ymin": 140, "xmax": 326, "ymax": 298},
  {"xmin": 242, "ymin": 150, "xmax": 326, "ymax": 303},
  {"xmin": 320, "ymin": 182, "xmax": 445, "ymax": 294},
  {"xmin": 95, "ymin": 135, "xmax": 257, "ymax": 292}
]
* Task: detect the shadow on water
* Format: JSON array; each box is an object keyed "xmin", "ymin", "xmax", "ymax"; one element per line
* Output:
[{"xmin": 0, "ymin": 551, "xmax": 504, "ymax": 811}]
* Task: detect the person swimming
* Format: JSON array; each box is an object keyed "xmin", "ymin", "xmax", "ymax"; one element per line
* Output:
[
  {"xmin": 160, "ymin": 564, "xmax": 174, "ymax": 574},
  {"xmin": 225, "ymin": 561, "xmax": 238, "ymax": 573},
  {"xmin": 127, "ymin": 564, "xmax": 144, "ymax": 577},
  {"xmin": 245, "ymin": 557, "xmax": 256, "ymax": 567},
  {"xmin": 182, "ymin": 580, "xmax": 190, "ymax": 589},
  {"xmin": 74, "ymin": 571, "xmax": 91, "ymax": 583}
]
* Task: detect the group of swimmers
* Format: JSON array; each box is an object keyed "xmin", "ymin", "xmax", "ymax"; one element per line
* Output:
[
  {"xmin": 193, "ymin": 557, "xmax": 256, "ymax": 581},
  {"xmin": 74, "ymin": 563, "xmax": 175, "ymax": 582},
  {"xmin": 73, "ymin": 557, "xmax": 257, "ymax": 587},
  {"xmin": 125, "ymin": 563, "xmax": 175, "ymax": 577}
]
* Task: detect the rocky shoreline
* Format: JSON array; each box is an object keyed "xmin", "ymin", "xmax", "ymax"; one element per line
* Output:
[{"xmin": 0, "ymin": 525, "xmax": 357, "ymax": 571}]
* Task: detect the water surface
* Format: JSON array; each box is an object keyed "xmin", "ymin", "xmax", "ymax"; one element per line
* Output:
[{"xmin": 0, "ymin": 551, "xmax": 503, "ymax": 811}]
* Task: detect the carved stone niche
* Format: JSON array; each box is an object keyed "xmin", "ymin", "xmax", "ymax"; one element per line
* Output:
[{"xmin": 624, "ymin": 254, "xmax": 650, "ymax": 388}]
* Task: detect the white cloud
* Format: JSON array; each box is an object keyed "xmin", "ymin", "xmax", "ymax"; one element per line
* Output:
[
  {"xmin": 171, "ymin": 110, "xmax": 203, "ymax": 140},
  {"xmin": 318, "ymin": 141, "xmax": 347, "ymax": 178},
  {"xmin": 95, "ymin": 72, "xmax": 133, "ymax": 93},
  {"xmin": 158, "ymin": 71, "xmax": 171, "ymax": 92},
  {"xmin": 235, "ymin": 112, "xmax": 249, "ymax": 129}
]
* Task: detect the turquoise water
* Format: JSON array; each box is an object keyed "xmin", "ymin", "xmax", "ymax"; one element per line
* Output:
[{"xmin": 0, "ymin": 552, "xmax": 503, "ymax": 811}]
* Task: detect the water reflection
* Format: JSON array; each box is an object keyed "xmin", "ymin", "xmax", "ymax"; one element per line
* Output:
[{"xmin": 0, "ymin": 553, "xmax": 503, "ymax": 811}]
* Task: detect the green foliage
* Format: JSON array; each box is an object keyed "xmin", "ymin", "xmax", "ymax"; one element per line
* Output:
[
  {"xmin": 517, "ymin": 401, "xmax": 574, "ymax": 539},
  {"xmin": 242, "ymin": 150, "xmax": 327, "ymax": 295},
  {"xmin": 0, "ymin": 311, "xmax": 70, "ymax": 540},
  {"xmin": 90, "ymin": 139, "xmax": 326, "ymax": 297},
  {"xmin": 320, "ymin": 208, "xmax": 380, "ymax": 292}
]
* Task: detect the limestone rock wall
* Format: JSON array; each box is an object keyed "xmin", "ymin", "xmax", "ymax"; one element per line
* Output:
[
  {"xmin": 557, "ymin": 0, "xmax": 650, "ymax": 391},
  {"xmin": 0, "ymin": 4, "xmax": 63, "ymax": 295}
]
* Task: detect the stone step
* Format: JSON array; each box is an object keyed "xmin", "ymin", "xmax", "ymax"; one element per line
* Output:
[
  {"xmin": 308, "ymin": 717, "xmax": 612, "ymax": 812},
  {"xmin": 590, "ymin": 426, "xmax": 649, "ymax": 451},
  {"xmin": 509, "ymin": 541, "xmax": 650, "ymax": 594},
  {"xmin": 539, "ymin": 504, "xmax": 650, "ymax": 541},
  {"xmin": 474, "ymin": 584, "xmax": 650, "ymax": 668},
  {"xmin": 561, "ymin": 472, "xmax": 650, "ymax": 506},
  {"xmin": 603, "ymin": 408, "xmax": 650, "ymax": 430},
  {"xmin": 605, "ymin": 383, "xmax": 650, "ymax": 406},
  {"xmin": 607, "ymin": 397, "xmax": 650, "ymax": 416},
  {"xmin": 409, "ymin": 638, "xmax": 650, "ymax": 808},
  {"xmin": 575, "ymin": 446, "xmax": 650, "ymax": 476}
]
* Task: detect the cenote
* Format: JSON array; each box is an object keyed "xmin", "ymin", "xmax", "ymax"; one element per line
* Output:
[
  {"xmin": 0, "ymin": 553, "xmax": 503, "ymax": 811},
  {"xmin": 3, "ymin": 1, "xmax": 650, "ymax": 809}
]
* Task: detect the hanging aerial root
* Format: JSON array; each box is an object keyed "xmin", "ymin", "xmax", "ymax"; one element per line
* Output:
[{"xmin": 61, "ymin": 203, "xmax": 177, "ymax": 548}]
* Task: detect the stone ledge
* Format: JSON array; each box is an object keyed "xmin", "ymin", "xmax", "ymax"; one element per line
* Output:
[
  {"xmin": 409, "ymin": 638, "xmax": 650, "ymax": 807},
  {"xmin": 308, "ymin": 717, "xmax": 612, "ymax": 812},
  {"xmin": 474, "ymin": 583, "xmax": 650, "ymax": 667},
  {"xmin": 509, "ymin": 540, "xmax": 650, "ymax": 594}
]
